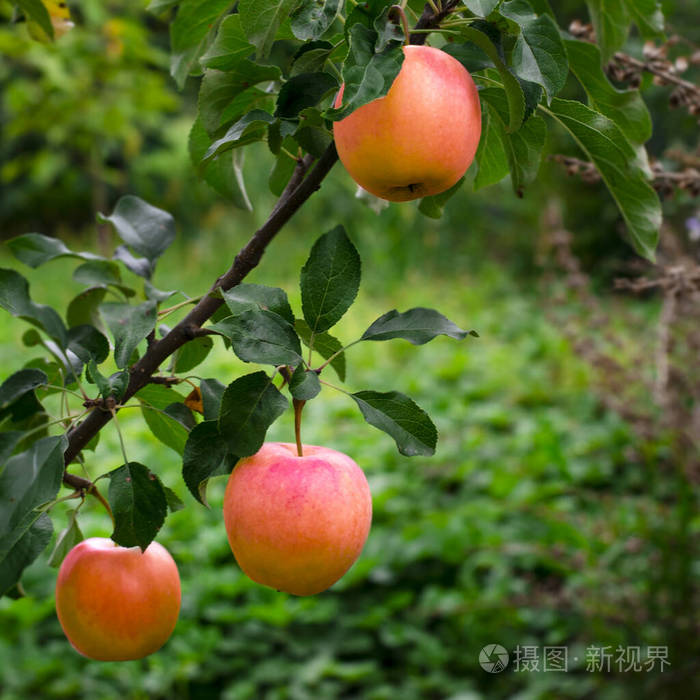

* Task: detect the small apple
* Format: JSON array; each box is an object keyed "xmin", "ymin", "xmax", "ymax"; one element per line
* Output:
[
  {"xmin": 55, "ymin": 537, "xmax": 181, "ymax": 661},
  {"xmin": 223, "ymin": 442, "xmax": 372, "ymax": 596},
  {"xmin": 333, "ymin": 44, "xmax": 482, "ymax": 202}
]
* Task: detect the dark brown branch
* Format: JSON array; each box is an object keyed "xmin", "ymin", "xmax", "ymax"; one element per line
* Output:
[
  {"xmin": 62, "ymin": 0, "xmax": 453, "ymax": 486},
  {"xmin": 411, "ymin": 1, "xmax": 461, "ymax": 45},
  {"xmin": 63, "ymin": 471, "xmax": 92, "ymax": 490},
  {"xmin": 62, "ymin": 144, "xmax": 338, "ymax": 473}
]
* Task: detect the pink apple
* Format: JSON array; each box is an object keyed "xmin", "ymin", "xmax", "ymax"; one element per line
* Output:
[
  {"xmin": 333, "ymin": 44, "xmax": 482, "ymax": 201},
  {"xmin": 223, "ymin": 442, "xmax": 372, "ymax": 596},
  {"xmin": 55, "ymin": 537, "xmax": 181, "ymax": 661}
]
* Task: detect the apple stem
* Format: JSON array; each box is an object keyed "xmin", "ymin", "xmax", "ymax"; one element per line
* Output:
[
  {"xmin": 110, "ymin": 407, "xmax": 130, "ymax": 467},
  {"xmin": 90, "ymin": 484, "xmax": 115, "ymax": 527},
  {"xmin": 390, "ymin": 5, "xmax": 410, "ymax": 45},
  {"xmin": 293, "ymin": 398, "xmax": 306, "ymax": 457}
]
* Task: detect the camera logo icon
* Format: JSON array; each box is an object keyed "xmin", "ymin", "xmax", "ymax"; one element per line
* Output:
[{"xmin": 479, "ymin": 644, "xmax": 509, "ymax": 673}]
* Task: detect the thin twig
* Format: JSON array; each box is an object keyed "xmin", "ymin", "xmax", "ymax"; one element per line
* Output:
[
  {"xmin": 411, "ymin": 0, "xmax": 461, "ymax": 45},
  {"xmin": 549, "ymin": 154, "xmax": 700, "ymax": 196}
]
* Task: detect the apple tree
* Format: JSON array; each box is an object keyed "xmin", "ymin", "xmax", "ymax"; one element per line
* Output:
[{"xmin": 0, "ymin": 0, "xmax": 673, "ymax": 639}]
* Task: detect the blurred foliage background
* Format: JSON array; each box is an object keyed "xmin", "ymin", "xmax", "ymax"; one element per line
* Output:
[{"xmin": 0, "ymin": 0, "xmax": 698, "ymax": 698}]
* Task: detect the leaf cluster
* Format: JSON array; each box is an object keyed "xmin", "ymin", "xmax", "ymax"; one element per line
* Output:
[
  {"xmin": 0, "ymin": 197, "xmax": 473, "ymax": 593},
  {"xmin": 139, "ymin": 0, "xmax": 666, "ymax": 259}
]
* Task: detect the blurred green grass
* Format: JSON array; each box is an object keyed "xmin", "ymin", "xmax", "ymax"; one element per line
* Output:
[{"xmin": 0, "ymin": 222, "xmax": 690, "ymax": 700}]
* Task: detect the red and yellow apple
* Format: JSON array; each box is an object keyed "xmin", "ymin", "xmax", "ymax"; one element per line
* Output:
[
  {"xmin": 223, "ymin": 442, "xmax": 372, "ymax": 596},
  {"xmin": 55, "ymin": 538, "xmax": 181, "ymax": 661},
  {"xmin": 333, "ymin": 44, "xmax": 482, "ymax": 202}
]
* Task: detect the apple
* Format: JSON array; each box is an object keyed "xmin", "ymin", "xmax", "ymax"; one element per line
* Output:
[
  {"xmin": 333, "ymin": 44, "xmax": 482, "ymax": 202},
  {"xmin": 55, "ymin": 538, "xmax": 181, "ymax": 661},
  {"xmin": 223, "ymin": 442, "xmax": 372, "ymax": 596}
]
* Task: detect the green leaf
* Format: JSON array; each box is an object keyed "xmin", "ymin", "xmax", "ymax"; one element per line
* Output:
[
  {"xmin": 200, "ymin": 14, "xmax": 253, "ymax": 70},
  {"xmin": 418, "ymin": 178, "xmax": 466, "ymax": 219},
  {"xmin": 163, "ymin": 486, "xmax": 185, "ymax": 513},
  {"xmin": 275, "ymin": 73, "xmax": 338, "ymax": 120},
  {"xmin": 585, "ymin": 0, "xmax": 629, "ymax": 63},
  {"xmin": 459, "ymin": 26, "xmax": 525, "ymax": 132},
  {"xmin": 67, "ymin": 325, "xmax": 109, "ymax": 364},
  {"xmin": 0, "ymin": 380, "xmax": 44, "ymax": 426},
  {"xmin": 496, "ymin": 0, "xmax": 536, "ymax": 26},
  {"xmin": 479, "ymin": 88, "xmax": 547, "ymax": 197},
  {"xmin": 528, "ymin": 0, "xmax": 555, "ymax": 16},
  {"xmin": 360, "ymin": 308, "xmax": 472, "ymax": 344},
  {"xmin": 295, "ymin": 119, "xmax": 333, "ymax": 158},
  {"xmin": 0, "ymin": 369, "xmax": 47, "ymax": 410},
  {"xmin": 0, "ymin": 514, "xmax": 52, "ymax": 597},
  {"xmin": 350, "ymin": 390, "xmax": 437, "ymax": 457},
  {"xmin": 98, "ymin": 196, "xmax": 176, "ymax": 263},
  {"xmin": 170, "ymin": 0, "xmax": 232, "ymax": 88},
  {"xmin": 21, "ymin": 329, "xmax": 42, "ymax": 348},
  {"xmin": 139, "ymin": 403, "xmax": 190, "ymax": 455},
  {"xmin": 6, "ymin": 233, "xmax": 102, "ymax": 269},
  {"xmin": 0, "ymin": 435, "xmax": 67, "ymax": 593},
  {"xmin": 0, "ymin": 268, "xmax": 67, "ymax": 346},
  {"xmin": 441, "ymin": 41, "xmax": 493, "ymax": 73},
  {"xmin": 325, "ymin": 20, "xmax": 404, "ymax": 121},
  {"xmin": 565, "ymin": 38, "xmax": 652, "ymax": 145},
  {"xmin": 173, "ymin": 335, "xmax": 214, "ymax": 373},
  {"xmin": 300, "ymin": 226, "xmax": 361, "ymax": 334},
  {"xmin": 499, "ymin": 4, "xmax": 568, "ymax": 102},
  {"xmin": 474, "ymin": 107, "xmax": 510, "ymax": 189},
  {"xmin": 113, "ymin": 245, "xmax": 153, "ymax": 279},
  {"xmin": 200, "ymin": 378, "xmax": 227, "ymax": 420},
  {"xmin": 47, "ymin": 508, "xmax": 83, "ymax": 568},
  {"xmin": 269, "ymin": 150, "xmax": 299, "ymax": 196},
  {"xmin": 239, "ymin": 0, "xmax": 300, "ymax": 60},
  {"xmin": 480, "ymin": 86, "xmax": 547, "ymax": 196},
  {"xmin": 189, "ymin": 117, "xmax": 253, "ymax": 209},
  {"xmin": 0, "ymin": 431, "xmax": 23, "ymax": 466},
  {"xmin": 165, "ymin": 402, "xmax": 197, "ymax": 431},
  {"xmin": 198, "ymin": 63, "xmax": 280, "ymax": 134},
  {"xmin": 14, "ymin": 0, "xmax": 53, "ymax": 40},
  {"xmin": 622, "ymin": 0, "xmax": 664, "ymax": 37},
  {"xmin": 144, "ymin": 282, "xmax": 178, "ymax": 303},
  {"xmin": 108, "ymin": 462, "xmax": 168, "ymax": 550},
  {"xmin": 72, "ymin": 260, "xmax": 135, "ymax": 298},
  {"xmin": 135, "ymin": 384, "xmax": 188, "ymax": 410},
  {"xmin": 464, "ymin": 0, "xmax": 500, "ymax": 16},
  {"xmin": 289, "ymin": 366, "xmax": 321, "ymax": 400},
  {"xmin": 66, "ymin": 287, "xmax": 106, "ymax": 330},
  {"xmin": 544, "ymin": 97, "xmax": 661, "ymax": 260},
  {"xmin": 86, "ymin": 360, "xmax": 129, "ymax": 401},
  {"xmin": 291, "ymin": 0, "xmax": 341, "ymax": 40},
  {"xmin": 218, "ymin": 371, "xmax": 288, "ymax": 457},
  {"xmin": 222, "ymin": 284, "xmax": 295, "ymax": 325},
  {"xmin": 182, "ymin": 420, "xmax": 235, "ymax": 506},
  {"xmin": 296, "ymin": 319, "xmax": 346, "ymax": 382},
  {"xmin": 100, "ymin": 300, "xmax": 157, "ymax": 369},
  {"xmin": 211, "ymin": 309, "xmax": 303, "ymax": 366},
  {"xmin": 202, "ymin": 110, "xmax": 276, "ymax": 163},
  {"xmin": 519, "ymin": 77, "xmax": 544, "ymax": 122},
  {"xmin": 343, "ymin": 0, "xmax": 393, "ymax": 34},
  {"xmin": 291, "ymin": 43, "xmax": 334, "ymax": 76}
]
